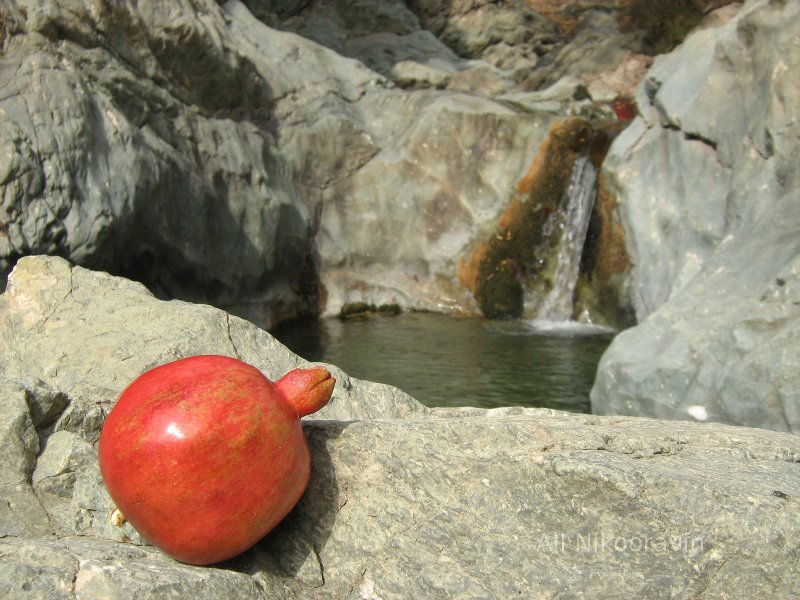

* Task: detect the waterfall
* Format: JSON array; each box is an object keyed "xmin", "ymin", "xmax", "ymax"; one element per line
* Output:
[{"xmin": 535, "ymin": 156, "xmax": 597, "ymax": 322}]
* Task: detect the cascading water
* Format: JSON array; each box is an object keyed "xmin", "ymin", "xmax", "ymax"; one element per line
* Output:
[{"xmin": 534, "ymin": 156, "xmax": 598, "ymax": 323}]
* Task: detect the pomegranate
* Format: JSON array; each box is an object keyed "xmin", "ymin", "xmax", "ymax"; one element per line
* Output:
[{"xmin": 98, "ymin": 355, "xmax": 335, "ymax": 565}]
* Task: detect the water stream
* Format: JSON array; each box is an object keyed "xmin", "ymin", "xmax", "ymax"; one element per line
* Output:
[{"xmin": 534, "ymin": 156, "xmax": 598, "ymax": 322}]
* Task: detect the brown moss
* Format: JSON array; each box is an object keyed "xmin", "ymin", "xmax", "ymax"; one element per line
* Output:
[
  {"xmin": 580, "ymin": 178, "xmax": 630, "ymax": 279},
  {"xmin": 575, "ymin": 176, "xmax": 635, "ymax": 328},
  {"xmin": 617, "ymin": 0, "xmax": 736, "ymax": 55}
]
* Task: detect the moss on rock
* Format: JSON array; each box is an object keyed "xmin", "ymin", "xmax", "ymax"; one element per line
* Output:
[
  {"xmin": 575, "ymin": 177, "xmax": 635, "ymax": 328},
  {"xmin": 461, "ymin": 117, "xmax": 622, "ymax": 320},
  {"xmin": 617, "ymin": 0, "xmax": 735, "ymax": 55},
  {"xmin": 339, "ymin": 302, "xmax": 402, "ymax": 320}
]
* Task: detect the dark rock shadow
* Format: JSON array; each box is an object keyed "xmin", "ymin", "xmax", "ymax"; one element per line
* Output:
[{"xmin": 222, "ymin": 420, "xmax": 349, "ymax": 589}]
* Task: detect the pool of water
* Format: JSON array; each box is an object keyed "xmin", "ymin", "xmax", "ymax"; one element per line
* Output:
[{"xmin": 272, "ymin": 312, "xmax": 614, "ymax": 412}]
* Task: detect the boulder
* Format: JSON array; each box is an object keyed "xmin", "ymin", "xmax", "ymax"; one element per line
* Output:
[
  {"xmin": 592, "ymin": 0, "xmax": 800, "ymax": 433},
  {"xmin": 0, "ymin": 255, "xmax": 424, "ymax": 424},
  {"xmin": 1, "ymin": 256, "xmax": 799, "ymax": 598}
]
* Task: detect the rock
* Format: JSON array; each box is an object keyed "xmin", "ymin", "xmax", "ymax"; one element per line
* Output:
[
  {"xmin": 0, "ymin": 255, "xmax": 425, "ymax": 423},
  {"xmin": 260, "ymin": 413, "xmax": 800, "ymax": 598},
  {"xmin": 3, "ymin": 0, "xmax": 743, "ymax": 330},
  {"xmin": 592, "ymin": 0, "xmax": 800, "ymax": 433},
  {"xmin": 459, "ymin": 117, "xmax": 626, "ymax": 322},
  {"xmin": 0, "ymin": 0, "xmax": 565, "ymax": 325},
  {"xmin": 498, "ymin": 75, "xmax": 585, "ymax": 114},
  {"xmin": 1, "ymin": 256, "xmax": 799, "ymax": 597},
  {"xmin": 0, "ymin": 380, "xmax": 51, "ymax": 537},
  {"xmin": 0, "ymin": 537, "xmax": 266, "ymax": 600},
  {"xmin": 3, "ymin": 0, "xmax": 699, "ymax": 327},
  {"xmin": 0, "ymin": 0, "xmax": 340, "ymax": 325},
  {"xmin": 405, "ymin": 0, "xmax": 559, "ymax": 74},
  {"xmin": 446, "ymin": 64, "xmax": 515, "ymax": 97},
  {"xmin": 315, "ymin": 92, "xmax": 556, "ymax": 315},
  {"xmin": 391, "ymin": 59, "xmax": 452, "ymax": 89},
  {"xmin": 31, "ymin": 429, "xmax": 139, "ymax": 543},
  {"xmin": 522, "ymin": 10, "xmax": 640, "ymax": 91}
]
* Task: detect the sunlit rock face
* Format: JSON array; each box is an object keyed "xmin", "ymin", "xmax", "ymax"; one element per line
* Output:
[
  {"xmin": 316, "ymin": 93, "xmax": 554, "ymax": 316},
  {"xmin": 593, "ymin": 0, "xmax": 800, "ymax": 434}
]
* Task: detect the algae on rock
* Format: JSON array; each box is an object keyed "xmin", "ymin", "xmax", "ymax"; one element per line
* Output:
[{"xmin": 460, "ymin": 117, "xmax": 629, "ymax": 323}]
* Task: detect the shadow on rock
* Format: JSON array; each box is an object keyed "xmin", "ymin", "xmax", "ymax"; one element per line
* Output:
[{"xmin": 223, "ymin": 421, "xmax": 349, "ymax": 588}]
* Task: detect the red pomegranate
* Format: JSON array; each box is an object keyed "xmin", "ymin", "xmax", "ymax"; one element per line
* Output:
[{"xmin": 98, "ymin": 355, "xmax": 335, "ymax": 565}]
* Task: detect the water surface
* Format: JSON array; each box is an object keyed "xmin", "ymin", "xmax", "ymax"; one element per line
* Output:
[{"xmin": 272, "ymin": 312, "xmax": 614, "ymax": 412}]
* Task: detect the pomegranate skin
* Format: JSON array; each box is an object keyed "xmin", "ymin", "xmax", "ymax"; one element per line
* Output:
[{"xmin": 98, "ymin": 355, "xmax": 334, "ymax": 565}]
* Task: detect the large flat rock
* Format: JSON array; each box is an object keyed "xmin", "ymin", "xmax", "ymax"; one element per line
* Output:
[{"xmin": 1, "ymin": 256, "xmax": 798, "ymax": 598}]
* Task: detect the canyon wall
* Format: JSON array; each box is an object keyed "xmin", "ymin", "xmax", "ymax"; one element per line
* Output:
[{"xmin": 1, "ymin": 0, "xmax": 658, "ymax": 327}]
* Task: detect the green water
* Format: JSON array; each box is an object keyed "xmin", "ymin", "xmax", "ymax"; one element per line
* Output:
[{"xmin": 272, "ymin": 312, "xmax": 614, "ymax": 412}]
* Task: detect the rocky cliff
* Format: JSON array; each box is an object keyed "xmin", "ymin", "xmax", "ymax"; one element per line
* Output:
[
  {"xmin": 592, "ymin": 0, "xmax": 800, "ymax": 434},
  {"xmin": 1, "ymin": 0, "xmax": 667, "ymax": 327}
]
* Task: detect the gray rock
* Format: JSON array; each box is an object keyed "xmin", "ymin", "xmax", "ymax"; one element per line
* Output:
[
  {"xmin": 0, "ymin": 0, "xmax": 567, "ymax": 325},
  {"xmin": 1, "ymin": 0, "xmax": 669, "ymax": 328},
  {"xmin": 0, "ymin": 0, "xmax": 332, "ymax": 325},
  {"xmin": 263, "ymin": 0, "xmax": 550, "ymax": 85},
  {"xmin": 0, "ymin": 537, "xmax": 266, "ymax": 600},
  {"xmin": 522, "ymin": 10, "xmax": 640, "ymax": 91},
  {"xmin": 593, "ymin": 0, "xmax": 800, "ymax": 434},
  {"xmin": 315, "ymin": 91, "xmax": 556, "ymax": 315},
  {"xmin": 0, "ymin": 380, "xmax": 52, "ymax": 537},
  {"xmin": 7, "ymin": 377, "xmax": 69, "ymax": 430},
  {"xmin": 406, "ymin": 0, "xmax": 559, "ymax": 72},
  {"xmin": 1, "ymin": 256, "xmax": 799, "ymax": 598},
  {"xmin": 31, "ymin": 430, "xmax": 141, "ymax": 543},
  {"xmin": 0, "ymin": 255, "xmax": 426, "ymax": 423}
]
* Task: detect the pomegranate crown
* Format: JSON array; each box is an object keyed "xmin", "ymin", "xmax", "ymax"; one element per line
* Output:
[{"xmin": 276, "ymin": 366, "xmax": 335, "ymax": 417}]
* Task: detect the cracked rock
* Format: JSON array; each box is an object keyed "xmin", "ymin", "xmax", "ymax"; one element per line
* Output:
[{"xmin": 0, "ymin": 379, "xmax": 51, "ymax": 537}]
